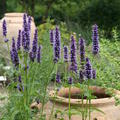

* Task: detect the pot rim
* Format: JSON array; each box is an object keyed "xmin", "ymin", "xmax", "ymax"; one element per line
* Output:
[
  {"xmin": 49, "ymin": 86, "xmax": 120, "ymax": 107},
  {"xmin": 5, "ymin": 13, "xmax": 25, "ymax": 17}
]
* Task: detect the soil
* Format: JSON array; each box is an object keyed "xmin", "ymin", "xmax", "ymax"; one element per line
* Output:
[{"xmin": 64, "ymin": 93, "xmax": 111, "ymax": 99}]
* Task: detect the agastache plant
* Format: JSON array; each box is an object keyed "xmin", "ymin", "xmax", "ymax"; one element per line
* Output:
[
  {"xmin": 92, "ymin": 24, "xmax": 99, "ymax": 55},
  {"xmin": 2, "ymin": 20, "xmax": 7, "ymax": 37},
  {"xmin": 2, "ymin": 13, "xmax": 45, "ymax": 120},
  {"xmin": 22, "ymin": 30, "xmax": 25, "ymax": 47},
  {"xmin": 28, "ymin": 16, "xmax": 32, "ymax": 31},
  {"xmin": 17, "ymin": 30, "xmax": 21, "ymax": 51},
  {"xmin": 29, "ymin": 29, "xmax": 38, "ymax": 62},
  {"xmin": 56, "ymin": 72, "xmax": 61, "ymax": 83},
  {"xmin": 2, "ymin": 19, "xmax": 8, "ymax": 42},
  {"xmin": 68, "ymin": 77, "xmax": 73, "ymax": 84},
  {"xmin": 49, "ymin": 26, "xmax": 61, "ymax": 120},
  {"xmin": 22, "ymin": 13, "xmax": 30, "ymax": 52},
  {"xmin": 85, "ymin": 58, "xmax": 92, "ymax": 79},
  {"xmin": 79, "ymin": 37, "xmax": 85, "ymax": 82},
  {"xmin": 63, "ymin": 46, "xmax": 69, "ymax": 62},
  {"xmin": 68, "ymin": 77, "xmax": 72, "ymax": 120},
  {"xmin": 17, "ymin": 76, "xmax": 24, "ymax": 91},
  {"xmin": 53, "ymin": 26, "xmax": 61, "ymax": 63},
  {"xmin": 79, "ymin": 70, "xmax": 84, "ymax": 82},
  {"xmin": 79, "ymin": 37, "xmax": 85, "ymax": 68},
  {"xmin": 49, "ymin": 30, "xmax": 54, "ymax": 45},
  {"xmin": 49, "ymin": 26, "xmax": 98, "ymax": 120},
  {"xmin": 70, "ymin": 35, "xmax": 77, "ymax": 73},
  {"xmin": 37, "ymin": 45, "xmax": 42, "ymax": 63},
  {"xmin": 10, "ymin": 37, "xmax": 19, "ymax": 67},
  {"xmin": 50, "ymin": 27, "xmax": 99, "ymax": 120},
  {"xmin": 92, "ymin": 69, "xmax": 96, "ymax": 79}
]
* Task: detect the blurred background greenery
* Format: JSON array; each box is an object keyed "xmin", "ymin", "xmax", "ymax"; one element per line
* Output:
[{"xmin": 1, "ymin": 0, "xmax": 120, "ymax": 39}]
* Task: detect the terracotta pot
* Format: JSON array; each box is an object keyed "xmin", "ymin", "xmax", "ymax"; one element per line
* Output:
[
  {"xmin": 0, "ymin": 13, "xmax": 36, "ymax": 62},
  {"xmin": 49, "ymin": 86, "xmax": 120, "ymax": 120}
]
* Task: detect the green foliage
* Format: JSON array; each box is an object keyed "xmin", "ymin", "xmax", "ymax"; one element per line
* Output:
[
  {"xmin": 112, "ymin": 27, "xmax": 119, "ymax": 41},
  {"xmin": 87, "ymin": 39, "xmax": 120, "ymax": 90},
  {"xmin": 0, "ymin": 57, "xmax": 10, "ymax": 76},
  {"xmin": 0, "ymin": 57, "xmax": 6, "ymax": 66},
  {"xmin": 37, "ymin": 19, "xmax": 70, "ymax": 44},
  {"xmin": 0, "ymin": 0, "xmax": 6, "ymax": 18},
  {"xmin": 0, "ymin": 64, "xmax": 6, "ymax": 76},
  {"xmin": 79, "ymin": 0, "xmax": 120, "ymax": 37}
]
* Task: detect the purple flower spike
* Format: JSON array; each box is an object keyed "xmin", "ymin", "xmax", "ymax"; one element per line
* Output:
[
  {"xmin": 23, "ymin": 13, "xmax": 27, "ymax": 28},
  {"xmin": 17, "ymin": 84, "xmax": 21, "ymax": 91},
  {"xmin": 92, "ymin": 69, "xmax": 96, "ymax": 79},
  {"xmin": 70, "ymin": 35, "xmax": 77, "ymax": 73},
  {"xmin": 17, "ymin": 75, "xmax": 24, "ymax": 92},
  {"xmin": 4, "ymin": 38, "xmax": 9, "ymax": 42},
  {"xmin": 22, "ymin": 13, "xmax": 30, "ymax": 52},
  {"xmin": 17, "ymin": 85, "xmax": 24, "ymax": 92},
  {"xmin": 28, "ymin": 16, "xmax": 32, "ymax": 31},
  {"xmin": 50, "ymin": 30, "xmax": 54, "ymax": 45},
  {"xmin": 68, "ymin": 77, "xmax": 73, "ymax": 84},
  {"xmin": 30, "ymin": 29, "xmax": 38, "ymax": 62},
  {"xmin": 92, "ymin": 24, "xmax": 99, "ymax": 55},
  {"xmin": 29, "ymin": 52, "xmax": 35, "ymax": 62},
  {"xmin": 56, "ymin": 72, "xmax": 61, "ymax": 83},
  {"xmin": 18, "ymin": 76, "xmax": 22, "ymax": 83},
  {"xmin": 10, "ymin": 37, "xmax": 19, "ymax": 67},
  {"xmin": 17, "ymin": 30, "xmax": 21, "ymax": 51},
  {"xmin": 2, "ymin": 19, "xmax": 8, "ymax": 42},
  {"xmin": 22, "ymin": 30, "xmax": 25, "ymax": 47},
  {"xmin": 32, "ymin": 29, "xmax": 38, "ymax": 53},
  {"xmin": 24, "ymin": 65, "xmax": 29, "ymax": 71},
  {"xmin": 79, "ymin": 37, "xmax": 85, "ymax": 67},
  {"xmin": 63, "ymin": 46, "xmax": 68, "ymax": 62},
  {"xmin": 79, "ymin": 70, "xmax": 84, "ymax": 82},
  {"xmin": 2, "ymin": 19, "xmax": 7, "ymax": 37},
  {"xmin": 53, "ymin": 26, "xmax": 61, "ymax": 63},
  {"xmin": 85, "ymin": 58, "xmax": 92, "ymax": 79},
  {"xmin": 37, "ymin": 45, "xmax": 42, "ymax": 63}
]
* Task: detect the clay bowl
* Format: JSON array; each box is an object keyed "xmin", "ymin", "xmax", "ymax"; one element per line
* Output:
[{"xmin": 49, "ymin": 86, "xmax": 120, "ymax": 120}]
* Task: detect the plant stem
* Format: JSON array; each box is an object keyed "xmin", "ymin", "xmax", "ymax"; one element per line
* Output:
[
  {"xmin": 64, "ymin": 62, "xmax": 68, "ymax": 83},
  {"xmin": 88, "ymin": 80, "xmax": 91, "ymax": 120},
  {"xmin": 84, "ymin": 82, "xmax": 88, "ymax": 120},
  {"xmin": 30, "ymin": 62, "xmax": 38, "ymax": 95},
  {"xmin": 24, "ymin": 52, "xmax": 29, "ymax": 120},
  {"xmin": 49, "ymin": 64, "xmax": 57, "ymax": 120},
  {"xmin": 6, "ymin": 41, "xmax": 12, "ymax": 64},
  {"xmin": 81, "ymin": 85, "xmax": 84, "ymax": 120},
  {"xmin": 68, "ymin": 85, "xmax": 71, "ymax": 120},
  {"xmin": 41, "ymin": 64, "xmax": 55, "ymax": 116}
]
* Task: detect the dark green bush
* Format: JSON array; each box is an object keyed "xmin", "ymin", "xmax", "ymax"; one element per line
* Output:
[{"xmin": 79, "ymin": 0, "xmax": 120, "ymax": 38}]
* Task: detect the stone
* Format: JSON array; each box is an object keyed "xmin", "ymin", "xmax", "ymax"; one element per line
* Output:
[{"xmin": 30, "ymin": 102, "xmax": 42, "ymax": 110}]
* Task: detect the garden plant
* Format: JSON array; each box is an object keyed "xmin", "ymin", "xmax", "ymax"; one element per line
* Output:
[{"xmin": 0, "ymin": 11, "xmax": 120, "ymax": 120}]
